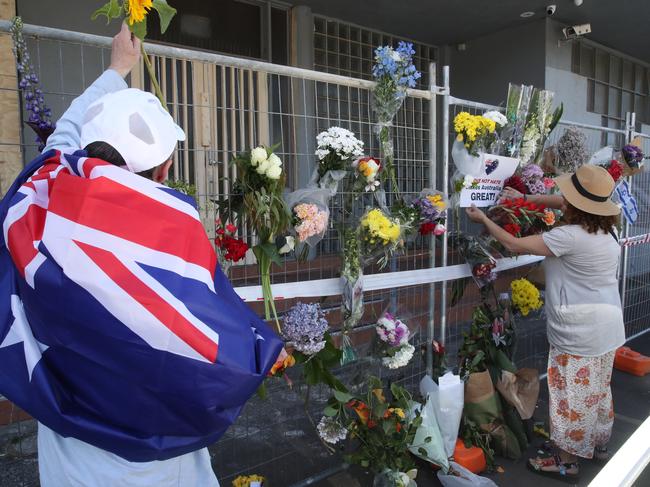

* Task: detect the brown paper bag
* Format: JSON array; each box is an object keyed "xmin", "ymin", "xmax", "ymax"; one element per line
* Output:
[{"xmin": 496, "ymin": 369, "xmax": 540, "ymax": 420}]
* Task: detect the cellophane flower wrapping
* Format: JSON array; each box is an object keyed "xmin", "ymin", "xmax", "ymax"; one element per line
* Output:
[
  {"xmin": 412, "ymin": 189, "xmax": 447, "ymax": 237},
  {"xmin": 352, "ymin": 156, "xmax": 382, "ymax": 193},
  {"xmin": 340, "ymin": 227, "xmax": 363, "ymax": 364},
  {"xmin": 285, "ymin": 188, "xmax": 330, "ymax": 248},
  {"xmin": 214, "ymin": 219, "xmax": 249, "ymax": 276},
  {"xmin": 452, "ymin": 232, "xmax": 498, "ymax": 288},
  {"xmin": 504, "ymin": 83, "xmax": 534, "ymax": 158},
  {"xmin": 452, "ymin": 112, "xmax": 497, "ymax": 158},
  {"xmin": 359, "ymin": 207, "xmax": 404, "ymax": 269}
]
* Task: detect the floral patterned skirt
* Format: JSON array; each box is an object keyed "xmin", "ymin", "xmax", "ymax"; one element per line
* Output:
[{"xmin": 547, "ymin": 346, "xmax": 616, "ymax": 458}]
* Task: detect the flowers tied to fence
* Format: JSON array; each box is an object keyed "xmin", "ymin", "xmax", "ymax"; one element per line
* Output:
[
  {"xmin": 519, "ymin": 89, "xmax": 563, "ymax": 166},
  {"xmin": 359, "ymin": 208, "xmax": 403, "ymax": 269},
  {"xmin": 232, "ymin": 474, "xmax": 265, "ymax": 487},
  {"xmin": 219, "ymin": 145, "xmax": 290, "ymax": 331},
  {"xmin": 92, "ymin": 0, "xmax": 178, "ymax": 106},
  {"xmin": 487, "ymin": 198, "xmax": 556, "ymax": 238},
  {"xmin": 10, "ymin": 17, "xmax": 54, "ymax": 151},
  {"xmin": 375, "ymin": 313, "xmax": 415, "ymax": 370},
  {"xmin": 453, "ymin": 112, "xmax": 497, "ymax": 157},
  {"xmin": 320, "ymin": 378, "xmax": 428, "ymax": 480},
  {"xmin": 352, "ymin": 156, "xmax": 382, "ymax": 193},
  {"xmin": 214, "ymin": 219, "xmax": 249, "ymax": 276},
  {"xmin": 372, "ymin": 42, "xmax": 421, "ymax": 195},
  {"xmin": 510, "ymin": 278, "xmax": 543, "ymax": 317},
  {"xmin": 314, "ymin": 126, "xmax": 364, "ymax": 194}
]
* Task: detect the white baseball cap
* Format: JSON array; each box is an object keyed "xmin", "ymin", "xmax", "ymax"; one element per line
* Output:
[{"xmin": 80, "ymin": 89, "xmax": 186, "ymax": 173}]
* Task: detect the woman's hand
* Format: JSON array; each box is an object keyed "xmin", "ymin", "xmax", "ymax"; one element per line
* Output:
[
  {"xmin": 466, "ymin": 205, "xmax": 487, "ymax": 224},
  {"xmin": 500, "ymin": 186, "xmax": 524, "ymax": 202}
]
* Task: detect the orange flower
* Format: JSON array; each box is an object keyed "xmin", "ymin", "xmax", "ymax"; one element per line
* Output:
[
  {"xmin": 347, "ymin": 400, "xmax": 371, "ymax": 425},
  {"xmin": 126, "ymin": 0, "xmax": 153, "ymax": 25},
  {"xmin": 543, "ymin": 209, "xmax": 556, "ymax": 226},
  {"xmin": 555, "ymin": 354, "xmax": 570, "ymax": 367},
  {"xmin": 567, "ymin": 429, "xmax": 585, "ymax": 442},
  {"xmin": 269, "ymin": 349, "xmax": 295, "ymax": 376}
]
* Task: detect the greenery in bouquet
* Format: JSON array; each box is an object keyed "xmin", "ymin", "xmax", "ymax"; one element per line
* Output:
[
  {"xmin": 92, "ymin": 0, "xmax": 177, "ymax": 106},
  {"xmin": 10, "ymin": 17, "xmax": 54, "ymax": 151},
  {"xmin": 360, "ymin": 208, "xmax": 403, "ymax": 269},
  {"xmin": 281, "ymin": 302, "xmax": 346, "ymax": 392},
  {"xmin": 322, "ymin": 378, "xmax": 428, "ymax": 475},
  {"xmin": 556, "ymin": 127, "xmax": 589, "ymax": 173},
  {"xmin": 375, "ymin": 313, "xmax": 415, "ymax": 370},
  {"xmin": 220, "ymin": 145, "xmax": 289, "ymax": 331},
  {"xmin": 340, "ymin": 227, "xmax": 363, "ymax": 365},
  {"xmin": 372, "ymin": 42, "xmax": 421, "ymax": 194},
  {"xmin": 504, "ymin": 83, "xmax": 534, "ymax": 158},
  {"xmin": 520, "ymin": 89, "xmax": 563, "ymax": 166},
  {"xmin": 487, "ymin": 197, "xmax": 556, "ymax": 238},
  {"xmin": 451, "ymin": 233, "xmax": 497, "ymax": 288},
  {"xmin": 430, "ymin": 339, "xmax": 447, "ymax": 383},
  {"xmin": 453, "ymin": 112, "xmax": 497, "ymax": 157},
  {"xmin": 315, "ymin": 126, "xmax": 364, "ymax": 190}
]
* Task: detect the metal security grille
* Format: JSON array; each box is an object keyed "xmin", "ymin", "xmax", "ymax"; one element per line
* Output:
[{"xmin": 313, "ymin": 15, "xmax": 437, "ymax": 89}]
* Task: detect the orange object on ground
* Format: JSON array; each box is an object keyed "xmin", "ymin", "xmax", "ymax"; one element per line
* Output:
[
  {"xmin": 614, "ymin": 347, "xmax": 650, "ymax": 377},
  {"xmin": 453, "ymin": 438, "xmax": 487, "ymax": 474}
]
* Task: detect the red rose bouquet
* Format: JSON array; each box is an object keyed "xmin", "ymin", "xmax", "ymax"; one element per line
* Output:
[{"xmin": 215, "ymin": 219, "xmax": 249, "ymax": 276}]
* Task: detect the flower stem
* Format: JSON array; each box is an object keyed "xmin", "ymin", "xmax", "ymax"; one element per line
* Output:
[{"xmin": 140, "ymin": 43, "xmax": 166, "ymax": 109}]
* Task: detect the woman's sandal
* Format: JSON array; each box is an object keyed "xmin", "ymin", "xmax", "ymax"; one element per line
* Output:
[
  {"xmin": 594, "ymin": 446, "xmax": 610, "ymax": 463},
  {"xmin": 527, "ymin": 453, "xmax": 580, "ymax": 484}
]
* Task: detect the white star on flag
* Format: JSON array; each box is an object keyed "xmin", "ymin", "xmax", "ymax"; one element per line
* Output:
[{"xmin": 0, "ymin": 295, "xmax": 48, "ymax": 380}]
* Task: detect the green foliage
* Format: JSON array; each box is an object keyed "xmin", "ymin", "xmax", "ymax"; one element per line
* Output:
[
  {"xmin": 293, "ymin": 334, "xmax": 347, "ymax": 392},
  {"xmin": 91, "ymin": 0, "xmax": 123, "ymax": 23},
  {"xmin": 152, "ymin": 0, "xmax": 177, "ymax": 33},
  {"xmin": 461, "ymin": 416, "xmax": 495, "ymax": 471}
]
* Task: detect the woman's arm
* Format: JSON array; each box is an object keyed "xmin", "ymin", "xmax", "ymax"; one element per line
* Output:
[
  {"xmin": 466, "ymin": 206, "xmax": 554, "ymax": 257},
  {"xmin": 501, "ymin": 187, "xmax": 564, "ymax": 210}
]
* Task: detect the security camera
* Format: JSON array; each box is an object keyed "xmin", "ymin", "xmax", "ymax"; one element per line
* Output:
[
  {"xmin": 562, "ymin": 23, "xmax": 592, "ymax": 40},
  {"xmin": 546, "ymin": 4, "xmax": 557, "ymax": 15}
]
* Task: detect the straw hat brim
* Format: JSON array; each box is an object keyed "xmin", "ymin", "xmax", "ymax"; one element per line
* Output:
[{"xmin": 555, "ymin": 173, "xmax": 621, "ymax": 216}]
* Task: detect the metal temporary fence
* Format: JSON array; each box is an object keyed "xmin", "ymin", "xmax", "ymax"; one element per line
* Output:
[{"xmin": 1, "ymin": 21, "xmax": 650, "ymax": 487}]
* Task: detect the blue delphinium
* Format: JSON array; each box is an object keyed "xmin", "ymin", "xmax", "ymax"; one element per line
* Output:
[
  {"xmin": 282, "ymin": 302, "xmax": 329, "ymax": 356},
  {"xmin": 11, "ymin": 17, "xmax": 54, "ymax": 151},
  {"xmin": 372, "ymin": 41, "xmax": 421, "ymax": 89}
]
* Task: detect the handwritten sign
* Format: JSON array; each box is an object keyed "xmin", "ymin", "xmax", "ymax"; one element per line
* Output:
[
  {"xmin": 614, "ymin": 180, "xmax": 638, "ymax": 224},
  {"xmin": 459, "ymin": 154, "xmax": 519, "ymax": 207}
]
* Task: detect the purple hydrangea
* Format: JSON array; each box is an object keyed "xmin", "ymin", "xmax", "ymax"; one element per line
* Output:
[
  {"xmin": 521, "ymin": 164, "xmax": 546, "ymax": 195},
  {"xmin": 282, "ymin": 302, "xmax": 329, "ymax": 356},
  {"xmin": 622, "ymin": 145, "xmax": 644, "ymax": 168},
  {"xmin": 11, "ymin": 17, "xmax": 54, "ymax": 151},
  {"xmin": 521, "ymin": 164, "xmax": 544, "ymax": 180}
]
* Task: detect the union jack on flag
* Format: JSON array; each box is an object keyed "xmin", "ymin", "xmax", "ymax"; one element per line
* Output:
[{"xmin": 0, "ymin": 150, "xmax": 282, "ymax": 462}]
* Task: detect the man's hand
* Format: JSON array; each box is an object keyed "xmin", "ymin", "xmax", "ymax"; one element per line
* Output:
[
  {"xmin": 466, "ymin": 205, "xmax": 487, "ymax": 224},
  {"xmin": 108, "ymin": 23, "xmax": 141, "ymax": 78}
]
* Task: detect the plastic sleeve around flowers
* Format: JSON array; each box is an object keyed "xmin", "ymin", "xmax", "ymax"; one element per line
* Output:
[
  {"xmin": 308, "ymin": 167, "xmax": 348, "ymax": 197},
  {"xmin": 284, "ymin": 187, "xmax": 331, "ymax": 248}
]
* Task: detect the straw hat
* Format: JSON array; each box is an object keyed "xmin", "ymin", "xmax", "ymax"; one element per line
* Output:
[{"xmin": 555, "ymin": 164, "xmax": 620, "ymax": 216}]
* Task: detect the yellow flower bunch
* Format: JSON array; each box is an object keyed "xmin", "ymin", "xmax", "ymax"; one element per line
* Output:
[
  {"xmin": 453, "ymin": 112, "xmax": 497, "ymax": 149},
  {"xmin": 511, "ymin": 278, "xmax": 543, "ymax": 316},
  {"xmin": 232, "ymin": 474, "xmax": 265, "ymax": 487},
  {"xmin": 361, "ymin": 209, "xmax": 401, "ymax": 245},
  {"xmin": 426, "ymin": 193, "xmax": 446, "ymax": 210}
]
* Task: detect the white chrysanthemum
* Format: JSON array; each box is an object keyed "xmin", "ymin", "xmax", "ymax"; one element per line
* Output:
[
  {"xmin": 316, "ymin": 416, "xmax": 348, "ymax": 444},
  {"xmin": 483, "ymin": 110, "xmax": 508, "ymax": 127},
  {"xmin": 382, "ymin": 343, "xmax": 415, "ymax": 369},
  {"xmin": 266, "ymin": 163, "xmax": 282, "ymax": 180},
  {"xmin": 250, "ymin": 147, "xmax": 267, "ymax": 167},
  {"xmin": 315, "ymin": 127, "xmax": 364, "ymax": 161},
  {"xmin": 268, "ymin": 153, "xmax": 283, "ymax": 167}
]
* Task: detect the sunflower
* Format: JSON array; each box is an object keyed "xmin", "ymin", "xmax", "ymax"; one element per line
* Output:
[{"xmin": 125, "ymin": 0, "xmax": 153, "ymax": 25}]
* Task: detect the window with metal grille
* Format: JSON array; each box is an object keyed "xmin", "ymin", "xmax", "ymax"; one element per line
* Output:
[{"xmin": 572, "ymin": 41, "xmax": 650, "ymax": 133}]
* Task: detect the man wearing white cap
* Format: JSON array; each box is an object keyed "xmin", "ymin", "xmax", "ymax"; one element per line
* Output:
[{"xmin": 37, "ymin": 24, "xmax": 219, "ymax": 486}]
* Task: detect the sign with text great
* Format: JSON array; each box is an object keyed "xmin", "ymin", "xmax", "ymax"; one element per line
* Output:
[{"xmin": 459, "ymin": 154, "xmax": 519, "ymax": 207}]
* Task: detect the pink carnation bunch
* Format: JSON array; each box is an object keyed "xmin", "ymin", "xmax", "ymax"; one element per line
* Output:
[{"xmin": 293, "ymin": 203, "xmax": 328, "ymax": 243}]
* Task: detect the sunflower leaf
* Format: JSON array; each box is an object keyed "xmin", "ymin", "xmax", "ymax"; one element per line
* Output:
[{"xmin": 152, "ymin": 0, "xmax": 177, "ymax": 34}]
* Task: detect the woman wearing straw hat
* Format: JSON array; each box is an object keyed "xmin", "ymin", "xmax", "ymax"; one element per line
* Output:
[{"xmin": 466, "ymin": 164, "xmax": 625, "ymax": 483}]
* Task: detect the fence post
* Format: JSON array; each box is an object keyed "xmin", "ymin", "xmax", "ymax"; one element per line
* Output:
[
  {"xmin": 619, "ymin": 112, "xmax": 636, "ymax": 307},
  {"xmin": 439, "ymin": 66, "xmax": 450, "ymax": 346},
  {"xmin": 426, "ymin": 62, "xmax": 437, "ymax": 376}
]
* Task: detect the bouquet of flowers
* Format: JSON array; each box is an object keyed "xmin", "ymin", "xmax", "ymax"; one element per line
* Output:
[
  {"xmin": 488, "ymin": 198, "xmax": 556, "ymax": 238},
  {"xmin": 285, "ymin": 187, "xmax": 330, "ymax": 254},
  {"xmin": 375, "ymin": 313, "xmax": 415, "ymax": 370},
  {"xmin": 520, "ymin": 164, "xmax": 548, "ymax": 195},
  {"xmin": 412, "ymin": 190, "xmax": 447, "ymax": 236},
  {"xmin": 372, "ymin": 42, "xmax": 421, "ymax": 193},
  {"xmin": 451, "ymin": 233, "xmax": 497, "ymax": 288},
  {"xmin": 453, "ymin": 112, "xmax": 497, "ymax": 157},
  {"xmin": 359, "ymin": 208, "xmax": 403, "ymax": 269},
  {"xmin": 556, "ymin": 127, "xmax": 589, "ymax": 173},
  {"xmin": 322, "ymin": 377, "xmax": 426, "ymax": 479},
  {"xmin": 510, "ymin": 278, "xmax": 543, "ymax": 317},
  {"xmin": 622, "ymin": 143, "xmax": 645, "ymax": 173},
  {"xmin": 604, "ymin": 159, "xmax": 625, "ymax": 182},
  {"xmin": 221, "ymin": 145, "xmax": 289, "ymax": 331},
  {"xmin": 314, "ymin": 126, "xmax": 364, "ymax": 194},
  {"xmin": 232, "ymin": 475, "xmax": 264, "ymax": 487},
  {"xmin": 214, "ymin": 219, "xmax": 249, "ymax": 276},
  {"xmin": 519, "ymin": 89, "xmax": 563, "ymax": 166},
  {"xmin": 482, "ymin": 110, "xmax": 509, "ymax": 154},
  {"xmin": 352, "ymin": 156, "xmax": 382, "ymax": 193},
  {"xmin": 10, "ymin": 17, "xmax": 54, "ymax": 151},
  {"xmin": 340, "ymin": 228, "xmax": 363, "ymax": 365},
  {"xmin": 504, "ymin": 83, "xmax": 534, "ymax": 158}
]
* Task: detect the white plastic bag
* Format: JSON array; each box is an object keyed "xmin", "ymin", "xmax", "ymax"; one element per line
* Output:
[
  {"xmin": 408, "ymin": 400, "xmax": 450, "ymax": 472},
  {"xmin": 452, "ymin": 140, "xmax": 483, "ymax": 177},
  {"xmin": 434, "ymin": 372, "xmax": 464, "ymax": 458},
  {"xmin": 437, "ymin": 462, "xmax": 498, "ymax": 487}
]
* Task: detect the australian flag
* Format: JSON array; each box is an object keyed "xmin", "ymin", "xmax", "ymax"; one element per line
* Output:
[{"xmin": 0, "ymin": 150, "xmax": 283, "ymax": 462}]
